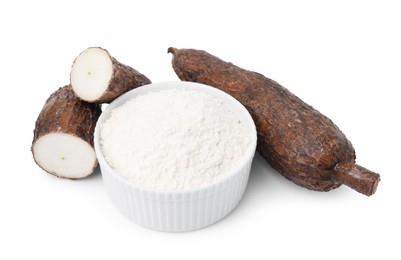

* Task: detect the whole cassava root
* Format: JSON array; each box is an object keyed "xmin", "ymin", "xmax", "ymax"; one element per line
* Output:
[
  {"xmin": 70, "ymin": 47, "xmax": 151, "ymax": 103},
  {"xmin": 168, "ymin": 47, "xmax": 380, "ymax": 196},
  {"xmin": 32, "ymin": 85, "xmax": 102, "ymax": 179}
]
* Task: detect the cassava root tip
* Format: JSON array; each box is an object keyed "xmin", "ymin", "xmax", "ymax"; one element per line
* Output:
[
  {"xmin": 334, "ymin": 162, "xmax": 380, "ymax": 196},
  {"xmin": 168, "ymin": 47, "xmax": 177, "ymax": 54}
]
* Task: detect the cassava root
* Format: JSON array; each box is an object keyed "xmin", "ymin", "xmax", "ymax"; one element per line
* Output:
[
  {"xmin": 168, "ymin": 47, "xmax": 380, "ymax": 196},
  {"xmin": 70, "ymin": 47, "xmax": 151, "ymax": 103},
  {"xmin": 32, "ymin": 85, "xmax": 102, "ymax": 179}
]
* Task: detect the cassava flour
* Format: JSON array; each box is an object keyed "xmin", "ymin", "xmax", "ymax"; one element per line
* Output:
[{"xmin": 100, "ymin": 89, "xmax": 251, "ymax": 191}]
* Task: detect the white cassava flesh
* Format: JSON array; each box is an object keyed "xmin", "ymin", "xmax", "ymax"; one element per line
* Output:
[
  {"xmin": 70, "ymin": 47, "xmax": 151, "ymax": 103},
  {"xmin": 70, "ymin": 47, "xmax": 113, "ymax": 102},
  {"xmin": 33, "ymin": 133, "xmax": 97, "ymax": 179}
]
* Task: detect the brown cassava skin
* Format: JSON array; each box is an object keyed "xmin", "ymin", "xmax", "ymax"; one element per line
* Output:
[
  {"xmin": 71, "ymin": 47, "xmax": 151, "ymax": 103},
  {"xmin": 168, "ymin": 47, "xmax": 380, "ymax": 196},
  {"xmin": 32, "ymin": 85, "xmax": 102, "ymax": 178}
]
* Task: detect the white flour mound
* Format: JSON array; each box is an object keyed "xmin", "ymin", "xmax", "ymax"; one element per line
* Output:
[{"xmin": 100, "ymin": 89, "xmax": 251, "ymax": 191}]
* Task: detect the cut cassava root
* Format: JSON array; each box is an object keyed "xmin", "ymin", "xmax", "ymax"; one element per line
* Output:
[
  {"xmin": 70, "ymin": 47, "xmax": 151, "ymax": 103},
  {"xmin": 168, "ymin": 47, "xmax": 380, "ymax": 196},
  {"xmin": 33, "ymin": 46, "xmax": 152, "ymax": 179},
  {"xmin": 32, "ymin": 85, "xmax": 102, "ymax": 179}
]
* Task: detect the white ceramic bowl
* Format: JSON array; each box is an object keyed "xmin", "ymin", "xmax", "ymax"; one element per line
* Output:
[{"xmin": 94, "ymin": 81, "xmax": 257, "ymax": 232}]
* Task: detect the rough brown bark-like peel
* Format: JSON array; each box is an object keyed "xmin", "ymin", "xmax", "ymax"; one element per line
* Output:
[
  {"xmin": 32, "ymin": 85, "xmax": 102, "ymax": 178},
  {"xmin": 100, "ymin": 53, "xmax": 151, "ymax": 103},
  {"xmin": 168, "ymin": 47, "xmax": 380, "ymax": 196}
]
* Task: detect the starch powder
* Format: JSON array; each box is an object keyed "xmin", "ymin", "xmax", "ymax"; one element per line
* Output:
[{"xmin": 100, "ymin": 89, "xmax": 251, "ymax": 191}]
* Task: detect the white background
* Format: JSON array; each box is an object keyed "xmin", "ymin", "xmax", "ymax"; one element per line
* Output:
[{"xmin": 1, "ymin": 0, "xmax": 400, "ymax": 259}]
